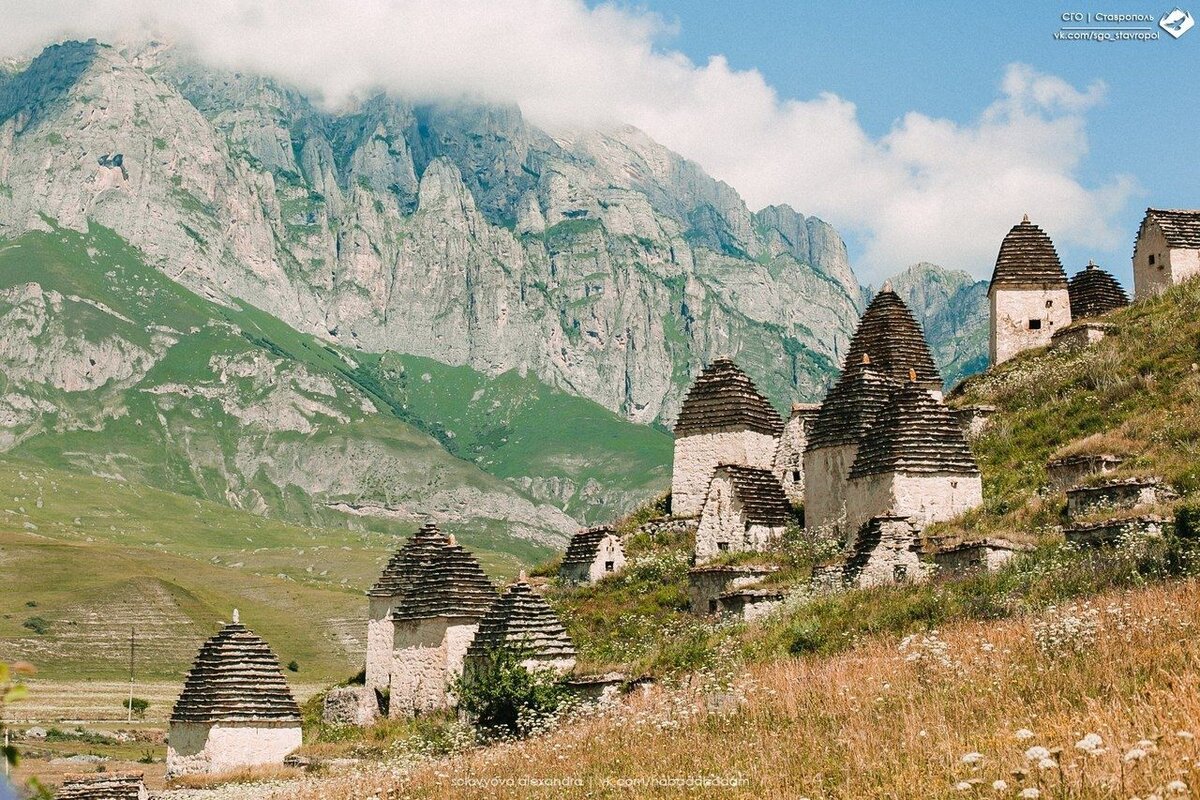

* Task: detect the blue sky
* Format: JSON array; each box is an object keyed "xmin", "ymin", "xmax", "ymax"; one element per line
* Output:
[{"xmin": 631, "ymin": 0, "xmax": 1199, "ymax": 285}]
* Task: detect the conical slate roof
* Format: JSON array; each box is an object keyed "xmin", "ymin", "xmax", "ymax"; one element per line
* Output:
[
  {"xmin": 841, "ymin": 288, "xmax": 941, "ymax": 385},
  {"xmin": 848, "ymin": 382, "xmax": 980, "ymax": 478},
  {"xmin": 466, "ymin": 579, "xmax": 576, "ymax": 661},
  {"xmin": 988, "ymin": 216, "xmax": 1068, "ymax": 293},
  {"xmin": 55, "ymin": 772, "xmax": 146, "ymax": 800},
  {"xmin": 562, "ymin": 526, "xmax": 617, "ymax": 567},
  {"xmin": 1143, "ymin": 208, "xmax": 1200, "ymax": 249},
  {"xmin": 1068, "ymin": 262, "xmax": 1129, "ymax": 319},
  {"xmin": 367, "ymin": 522, "xmax": 448, "ymax": 598},
  {"xmin": 673, "ymin": 357, "xmax": 784, "ymax": 437},
  {"xmin": 170, "ymin": 616, "xmax": 301, "ymax": 724},
  {"xmin": 806, "ymin": 366, "xmax": 895, "ymax": 450},
  {"xmin": 714, "ymin": 465, "xmax": 792, "ymax": 526},
  {"xmin": 391, "ymin": 529, "xmax": 497, "ymax": 622}
]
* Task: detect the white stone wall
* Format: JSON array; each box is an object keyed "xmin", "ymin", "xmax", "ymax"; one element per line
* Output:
[
  {"xmin": 1133, "ymin": 220, "xmax": 1200, "ymax": 299},
  {"xmin": 989, "ymin": 287, "xmax": 1072, "ymax": 365},
  {"xmin": 586, "ymin": 535, "xmax": 626, "ymax": 582},
  {"xmin": 390, "ymin": 617, "xmax": 479, "ymax": 717},
  {"xmin": 694, "ymin": 472, "xmax": 743, "ymax": 563},
  {"xmin": 803, "ymin": 443, "xmax": 858, "ymax": 540},
  {"xmin": 842, "ymin": 471, "xmax": 982, "ymax": 547},
  {"xmin": 671, "ymin": 429, "xmax": 779, "ymax": 517},
  {"xmin": 687, "ymin": 568, "xmax": 774, "ymax": 614},
  {"xmin": 366, "ymin": 596, "xmax": 397, "ymax": 693},
  {"xmin": 166, "ymin": 721, "xmax": 302, "ymax": 777},
  {"xmin": 773, "ymin": 414, "xmax": 811, "ymax": 504}
]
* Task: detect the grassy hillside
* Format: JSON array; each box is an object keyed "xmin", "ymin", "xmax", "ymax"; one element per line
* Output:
[{"xmin": 0, "ymin": 224, "xmax": 671, "ymax": 552}]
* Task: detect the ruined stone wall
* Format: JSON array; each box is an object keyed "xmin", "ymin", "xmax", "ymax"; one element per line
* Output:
[
  {"xmin": 390, "ymin": 618, "xmax": 479, "ymax": 717},
  {"xmin": 856, "ymin": 519, "xmax": 926, "ymax": 589},
  {"xmin": 773, "ymin": 414, "xmax": 811, "ymax": 503},
  {"xmin": 687, "ymin": 568, "xmax": 774, "ymax": 614},
  {"xmin": 989, "ymin": 287, "xmax": 1072, "ymax": 365},
  {"xmin": 694, "ymin": 472, "xmax": 745, "ymax": 563},
  {"xmin": 803, "ymin": 444, "xmax": 858, "ymax": 539},
  {"xmin": 166, "ymin": 721, "xmax": 302, "ymax": 776},
  {"xmin": 366, "ymin": 596, "xmax": 397, "ymax": 693},
  {"xmin": 671, "ymin": 429, "xmax": 778, "ymax": 517}
]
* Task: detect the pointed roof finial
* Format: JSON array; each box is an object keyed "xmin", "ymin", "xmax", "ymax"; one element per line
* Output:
[
  {"xmin": 447, "ymin": 533, "xmax": 456, "ymax": 546},
  {"xmin": 1087, "ymin": 259, "xmax": 1096, "ymax": 269},
  {"xmin": 861, "ymin": 353, "xmax": 871, "ymax": 365},
  {"xmin": 881, "ymin": 280, "xmax": 893, "ymax": 293},
  {"xmin": 1022, "ymin": 213, "xmax": 1030, "ymax": 224},
  {"xmin": 518, "ymin": 569, "xmax": 528, "ymax": 583},
  {"xmin": 232, "ymin": 608, "xmax": 239, "ymax": 624}
]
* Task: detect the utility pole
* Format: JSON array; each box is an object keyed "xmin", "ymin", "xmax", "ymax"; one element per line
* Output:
[
  {"xmin": 127, "ymin": 627, "xmax": 135, "ymax": 723},
  {"xmin": 3, "ymin": 728, "xmax": 9, "ymax": 778}
]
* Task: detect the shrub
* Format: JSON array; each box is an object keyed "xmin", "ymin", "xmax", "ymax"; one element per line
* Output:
[
  {"xmin": 452, "ymin": 648, "xmax": 569, "ymax": 738},
  {"xmin": 123, "ymin": 697, "xmax": 150, "ymax": 719},
  {"xmin": 287, "ymin": 660, "xmax": 300, "ymax": 672},
  {"xmin": 22, "ymin": 617, "xmax": 49, "ymax": 635}
]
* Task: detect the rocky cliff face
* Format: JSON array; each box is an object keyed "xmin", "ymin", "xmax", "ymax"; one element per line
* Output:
[
  {"xmin": 886, "ymin": 263, "xmax": 988, "ymax": 387},
  {"xmin": 0, "ymin": 40, "xmax": 866, "ymax": 425}
]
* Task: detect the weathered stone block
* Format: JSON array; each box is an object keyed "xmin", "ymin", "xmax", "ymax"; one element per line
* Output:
[
  {"xmin": 951, "ymin": 405, "xmax": 996, "ymax": 441},
  {"xmin": 1065, "ymin": 477, "xmax": 1174, "ymax": 520},
  {"xmin": 1046, "ymin": 454, "xmax": 1124, "ymax": 489},
  {"xmin": 688, "ymin": 564, "xmax": 778, "ymax": 615},
  {"xmin": 321, "ymin": 685, "xmax": 378, "ymax": 728},
  {"xmin": 1050, "ymin": 321, "xmax": 1116, "ymax": 351},
  {"xmin": 1064, "ymin": 515, "xmax": 1172, "ymax": 548}
]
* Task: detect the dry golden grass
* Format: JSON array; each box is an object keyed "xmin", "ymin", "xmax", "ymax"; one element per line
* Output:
[
  {"xmin": 292, "ymin": 579, "xmax": 1200, "ymax": 799},
  {"xmin": 167, "ymin": 763, "xmax": 303, "ymax": 789}
]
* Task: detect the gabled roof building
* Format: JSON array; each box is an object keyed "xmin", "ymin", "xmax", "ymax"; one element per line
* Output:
[
  {"xmin": 559, "ymin": 526, "xmax": 625, "ymax": 584},
  {"xmin": 671, "ymin": 357, "xmax": 784, "ymax": 517},
  {"xmin": 166, "ymin": 612, "xmax": 302, "ymax": 777},
  {"xmin": 1132, "ymin": 208, "xmax": 1200, "ymax": 299}
]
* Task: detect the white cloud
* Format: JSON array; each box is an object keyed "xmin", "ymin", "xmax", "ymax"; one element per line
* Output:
[{"xmin": 0, "ymin": 0, "xmax": 1135, "ymax": 281}]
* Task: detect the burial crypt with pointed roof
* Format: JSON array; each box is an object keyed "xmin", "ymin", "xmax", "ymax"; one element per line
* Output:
[
  {"xmin": 987, "ymin": 215, "xmax": 1071, "ymax": 365},
  {"xmin": 1132, "ymin": 208, "xmax": 1200, "ymax": 299},
  {"xmin": 671, "ymin": 357, "xmax": 784, "ymax": 517}
]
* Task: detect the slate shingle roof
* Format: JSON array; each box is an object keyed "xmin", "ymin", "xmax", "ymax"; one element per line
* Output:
[
  {"xmin": 713, "ymin": 464, "xmax": 792, "ymax": 527},
  {"xmin": 848, "ymin": 382, "xmax": 981, "ymax": 478},
  {"xmin": 1144, "ymin": 208, "xmax": 1200, "ymax": 249},
  {"xmin": 1068, "ymin": 262, "xmax": 1129, "ymax": 319},
  {"xmin": 391, "ymin": 528, "xmax": 497, "ymax": 622},
  {"xmin": 806, "ymin": 367, "xmax": 895, "ymax": 450},
  {"xmin": 842, "ymin": 289, "xmax": 941, "ymax": 385},
  {"xmin": 561, "ymin": 526, "xmax": 617, "ymax": 567},
  {"xmin": 367, "ymin": 522, "xmax": 448, "ymax": 598},
  {"xmin": 170, "ymin": 619, "xmax": 301, "ymax": 724},
  {"xmin": 674, "ymin": 357, "xmax": 784, "ymax": 437},
  {"xmin": 465, "ymin": 580, "xmax": 576, "ymax": 661},
  {"xmin": 988, "ymin": 216, "xmax": 1068, "ymax": 292},
  {"xmin": 54, "ymin": 773, "xmax": 146, "ymax": 800}
]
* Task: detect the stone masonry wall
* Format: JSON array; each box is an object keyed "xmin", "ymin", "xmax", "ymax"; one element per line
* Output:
[
  {"xmin": 856, "ymin": 518, "xmax": 926, "ymax": 588},
  {"xmin": 671, "ymin": 429, "xmax": 778, "ymax": 517},
  {"xmin": 366, "ymin": 596, "xmax": 397, "ymax": 694},
  {"xmin": 990, "ymin": 287, "xmax": 1072, "ymax": 365},
  {"xmin": 694, "ymin": 472, "xmax": 745, "ymax": 563},
  {"xmin": 167, "ymin": 721, "xmax": 302, "ymax": 777},
  {"xmin": 586, "ymin": 535, "xmax": 625, "ymax": 582},
  {"xmin": 1133, "ymin": 222, "xmax": 1200, "ymax": 300},
  {"xmin": 390, "ymin": 618, "xmax": 479, "ymax": 717},
  {"xmin": 803, "ymin": 443, "xmax": 858, "ymax": 539},
  {"xmin": 773, "ymin": 413, "xmax": 812, "ymax": 504},
  {"xmin": 843, "ymin": 471, "xmax": 982, "ymax": 545}
]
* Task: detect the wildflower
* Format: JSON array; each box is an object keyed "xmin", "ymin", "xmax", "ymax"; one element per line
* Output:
[
  {"xmin": 955, "ymin": 782, "xmax": 973, "ymax": 791},
  {"xmin": 993, "ymin": 780, "xmax": 1009, "ymax": 792},
  {"xmin": 1015, "ymin": 728, "xmax": 1036, "ymax": 741},
  {"xmin": 1076, "ymin": 733, "xmax": 1104, "ymax": 753},
  {"xmin": 1124, "ymin": 747, "xmax": 1148, "ymax": 763},
  {"xmin": 962, "ymin": 752, "xmax": 985, "ymax": 766},
  {"xmin": 1024, "ymin": 746, "xmax": 1051, "ymax": 761},
  {"xmin": 1166, "ymin": 780, "xmax": 1189, "ymax": 795},
  {"xmin": 1178, "ymin": 731, "xmax": 1195, "ymax": 741},
  {"xmin": 1137, "ymin": 738, "xmax": 1159, "ymax": 753},
  {"xmin": 1020, "ymin": 789, "xmax": 1040, "ymax": 799},
  {"xmin": 1038, "ymin": 758, "xmax": 1058, "ymax": 770}
]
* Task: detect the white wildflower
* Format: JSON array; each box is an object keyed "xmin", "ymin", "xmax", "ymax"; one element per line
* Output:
[
  {"xmin": 1015, "ymin": 728, "xmax": 1036, "ymax": 741},
  {"xmin": 955, "ymin": 781, "xmax": 973, "ymax": 791},
  {"xmin": 1124, "ymin": 747, "xmax": 1148, "ymax": 763},
  {"xmin": 1177, "ymin": 730, "xmax": 1195, "ymax": 741},
  {"xmin": 992, "ymin": 780, "xmax": 1009, "ymax": 792},
  {"xmin": 1137, "ymin": 738, "xmax": 1159, "ymax": 753},
  {"xmin": 961, "ymin": 752, "xmax": 984, "ymax": 766},
  {"xmin": 1024, "ymin": 745, "xmax": 1051, "ymax": 761},
  {"xmin": 1020, "ymin": 789, "xmax": 1041, "ymax": 799},
  {"xmin": 1076, "ymin": 732, "xmax": 1104, "ymax": 753},
  {"xmin": 1038, "ymin": 757, "xmax": 1058, "ymax": 770},
  {"xmin": 1166, "ymin": 780, "xmax": 1189, "ymax": 795}
]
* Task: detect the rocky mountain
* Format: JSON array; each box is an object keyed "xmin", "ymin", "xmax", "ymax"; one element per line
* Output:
[
  {"xmin": 886, "ymin": 263, "xmax": 989, "ymax": 387},
  {"xmin": 0, "ymin": 39, "xmax": 866, "ymax": 428}
]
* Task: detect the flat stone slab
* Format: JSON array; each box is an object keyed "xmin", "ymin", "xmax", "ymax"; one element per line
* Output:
[
  {"xmin": 1064, "ymin": 515, "xmax": 1172, "ymax": 548},
  {"xmin": 1065, "ymin": 477, "xmax": 1175, "ymax": 520}
]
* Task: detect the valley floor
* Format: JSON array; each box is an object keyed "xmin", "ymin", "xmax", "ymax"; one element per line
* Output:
[{"xmin": 19, "ymin": 576, "xmax": 1192, "ymax": 799}]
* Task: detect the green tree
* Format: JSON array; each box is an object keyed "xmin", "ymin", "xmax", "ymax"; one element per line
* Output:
[
  {"xmin": 122, "ymin": 697, "xmax": 150, "ymax": 719},
  {"xmin": 451, "ymin": 648, "xmax": 568, "ymax": 738}
]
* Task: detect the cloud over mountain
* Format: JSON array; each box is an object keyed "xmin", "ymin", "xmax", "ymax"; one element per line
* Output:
[{"xmin": 0, "ymin": 0, "xmax": 1135, "ymax": 281}]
